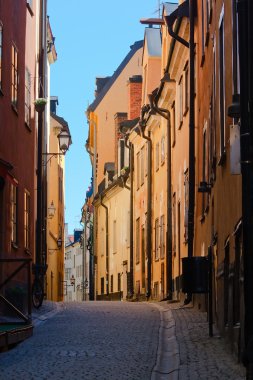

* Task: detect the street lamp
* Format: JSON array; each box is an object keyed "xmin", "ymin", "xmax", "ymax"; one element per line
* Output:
[
  {"xmin": 43, "ymin": 125, "xmax": 71, "ymax": 165},
  {"xmin": 58, "ymin": 126, "xmax": 71, "ymax": 154}
]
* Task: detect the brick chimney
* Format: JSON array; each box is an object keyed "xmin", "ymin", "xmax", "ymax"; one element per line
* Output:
[{"xmin": 128, "ymin": 75, "xmax": 142, "ymax": 120}]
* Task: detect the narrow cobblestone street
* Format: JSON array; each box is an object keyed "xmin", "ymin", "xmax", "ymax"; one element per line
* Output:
[
  {"xmin": 0, "ymin": 301, "xmax": 247, "ymax": 380},
  {"xmin": 0, "ymin": 302, "xmax": 160, "ymax": 380}
]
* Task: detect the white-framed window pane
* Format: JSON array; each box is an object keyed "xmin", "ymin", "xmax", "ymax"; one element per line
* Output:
[{"xmin": 11, "ymin": 184, "xmax": 17, "ymax": 244}]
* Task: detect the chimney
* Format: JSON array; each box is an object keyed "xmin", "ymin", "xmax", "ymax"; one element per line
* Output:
[
  {"xmin": 50, "ymin": 96, "xmax": 59, "ymax": 114},
  {"xmin": 128, "ymin": 75, "xmax": 142, "ymax": 120}
]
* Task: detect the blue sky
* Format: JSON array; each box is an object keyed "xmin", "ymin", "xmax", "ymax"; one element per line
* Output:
[{"xmin": 47, "ymin": 1, "xmax": 177, "ymax": 234}]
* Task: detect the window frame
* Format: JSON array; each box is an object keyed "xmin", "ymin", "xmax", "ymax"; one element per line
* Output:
[
  {"xmin": 135, "ymin": 218, "xmax": 140, "ymax": 264},
  {"xmin": 11, "ymin": 43, "xmax": 18, "ymax": 109},
  {"xmin": 24, "ymin": 190, "xmax": 31, "ymax": 251},
  {"xmin": 155, "ymin": 218, "xmax": 159, "ymax": 261},
  {"xmin": 0, "ymin": 21, "xmax": 3, "ymax": 93},
  {"xmin": 160, "ymin": 215, "xmax": 165, "ymax": 259},
  {"xmin": 218, "ymin": 7, "xmax": 226, "ymax": 162},
  {"xmin": 25, "ymin": 68, "xmax": 31, "ymax": 128},
  {"xmin": 10, "ymin": 183, "xmax": 18, "ymax": 246}
]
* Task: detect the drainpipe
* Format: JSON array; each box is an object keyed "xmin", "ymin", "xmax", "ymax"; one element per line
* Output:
[
  {"xmin": 100, "ymin": 196, "xmax": 109, "ymax": 297},
  {"xmin": 149, "ymin": 94, "xmax": 173, "ymax": 300},
  {"xmin": 129, "ymin": 142, "xmax": 134, "ymax": 297},
  {"xmin": 85, "ymin": 118, "xmax": 96, "ymax": 301},
  {"xmin": 237, "ymin": 0, "xmax": 253, "ymax": 376},
  {"xmin": 139, "ymin": 117, "xmax": 152, "ymax": 299},
  {"xmin": 182, "ymin": 0, "xmax": 196, "ymax": 305}
]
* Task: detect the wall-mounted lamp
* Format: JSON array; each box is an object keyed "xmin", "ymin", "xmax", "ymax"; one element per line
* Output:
[
  {"xmin": 48, "ymin": 201, "xmax": 56, "ymax": 219},
  {"xmin": 43, "ymin": 125, "xmax": 71, "ymax": 165},
  {"xmin": 57, "ymin": 237, "xmax": 63, "ymax": 248}
]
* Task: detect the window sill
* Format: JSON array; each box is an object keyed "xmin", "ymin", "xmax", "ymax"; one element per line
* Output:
[
  {"xmin": 205, "ymin": 31, "xmax": 210, "ymax": 47},
  {"xmin": 24, "ymin": 248, "xmax": 31, "ymax": 256},
  {"xmin": 25, "ymin": 122, "xmax": 32, "ymax": 133},
  {"xmin": 183, "ymin": 107, "xmax": 189, "ymax": 117},
  {"xmin": 11, "ymin": 103, "xmax": 18, "ymax": 115},
  {"xmin": 200, "ymin": 214, "xmax": 205, "ymax": 224},
  {"xmin": 11, "ymin": 242, "xmax": 18, "ymax": 250},
  {"xmin": 218, "ymin": 152, "xmax": 226, "ymax": 166},
  {"xmin": 200, "ymin": 54, "xmax": 205, "ymax": 68}
]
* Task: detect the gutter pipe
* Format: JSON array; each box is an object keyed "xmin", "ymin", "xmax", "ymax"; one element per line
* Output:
[
  {"xmin": 139, "ymin": 115, "xmax": 152, "ymax": 300},
  {"xmin": 100, "ymin": 196, "xmax": 109, "ymax": 296},
  {"xmin": 148, "ymin": 94, "xmax": 173, "ymax": 300}
]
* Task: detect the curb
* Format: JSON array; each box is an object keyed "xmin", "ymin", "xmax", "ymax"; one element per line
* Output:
[
  {"xmin": 32, "ymin": 302, "xmax": 62, "ymax": 327},
  {"xmin": 151, "ymin": 303, "xmax": 180, "ymax": 380}
]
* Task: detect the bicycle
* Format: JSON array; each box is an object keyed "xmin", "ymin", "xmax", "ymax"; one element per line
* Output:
[{"xmin": 32, "ymin": 263, "xmax": 47, "ymax": 309}]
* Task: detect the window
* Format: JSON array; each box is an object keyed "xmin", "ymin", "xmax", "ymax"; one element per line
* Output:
[
  {"xmin": 184, "ymin": 62, "xmax": 189, "ymax": 114},
  {"xmin": 101, "ymin": 277, "xmax": 104, "ymax": 295},
  {"xmin": 118, "ymin": 273, "xmax": 121, "ymax": 292},
  {"xmin": 10, "ymin": 184, "xmax": 18, "ymax": 245},
  {"xmin": 171, "ymin": 102, "xmax": 176, "ymax": 147},
  {"xmin": 201, "ymin": 0, "xmax": 205, "ymax": 64},
  {"xmin": 201, "ymin": 122, "xmax": 210, "ymax": 215},
  {"xmin": 145, "ymin": 142, "xmax": 148, "ymax": 177},
  {"xmin": 140, "ymin": 146, "xmax": 145, "ymax": 185},
  {"xmin": 234, "ymin": 224, "xmax": 242, "ymax": 325},
  {"xmin": 155, "ymin": 143, "xmax": 159, "ymax": 171},
  {"xmin": 155, "ymin": 218, "xmax": 159, "ymax": 260},
  {"xmin": 126, "ymin": 210, "xmax": 130, "ymax": 247},
  {"xmin": 25, "ymin": 68, "xmax": 31, "ymax": 127},
  {"xmin": 110, "ymin": 275, "xmax": 113, "ymax": 293},
  {"xmin": 136, "ymin": 152, "xmax": 140, "ymax": 189},
  {"xmin": 210, "ymin": 43, "xmax": 217, "ymax": 179},
  {"xmin": 179, "ymin": 76, "xmax": 183, "ymax": 127},
  {"xmin": 161, "ymin": 136, "xmax": 165, "ymax": 165},
  {"xmin": 160, "ymin": 215, "xmax": 165, "ymax": 259},
  {"xmin": 184, "ymin": 171, "xmax": 189, "ymax": 242},
  {"xmin": 172, "ymin": 193, "xmax": 176, "ymax": 255},
  {"xmin": 24, "ymin": 190, "xmax": 30, "ymax": 250},
  {"xmin": 219, "ymin": 9, "xmax": 226, "ymax": 159},
  {"xmin": 0, "ymin": 22, "xmax": 2, "ymax": 91},
  {"xmin": 141, "ymin": 225, "xmax": 145, "ymax": 288},
  {"xmin": 224, "ymin": 239, "xmax": 230, "ymax": 326},
  {"xmin": 11, "ymin": 44, "xmax": 18, "ymax": 108},
  {"xmin": 119, "ymin": 139, "xmax": 125, "ymax": 171},
  {"xmin": 112, "ymin": 220, "xmax": 117, "ymax": 254},
  {"xmin": 232, "ymin": 0, "xmax": 240, "ymax": 95},
  {"xmin": 136, "ymin": 218, "xmax": 140, "ymax": 264}
]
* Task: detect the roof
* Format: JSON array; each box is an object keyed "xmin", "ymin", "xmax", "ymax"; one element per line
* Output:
[
  {"xmin": 144, "ymin": 28, "xmax": 161, "ymax": 57},
  {"xmin": 50, "ymin": 113, "xmax": 72, "ymax": 144},
  {"xmin": 87, "ymin": 40, "xmax": 143, "ymax": 112},
  {"xmin": 163, "ymin": 2, "xmax": 178, "ymax": 16}
]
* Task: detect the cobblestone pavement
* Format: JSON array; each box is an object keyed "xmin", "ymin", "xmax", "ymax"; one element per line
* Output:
[
  {"xmin": 159, "ymin": 302, "xmax": 246, "ymax": 380},
  {"xmin": 0, "ymin": 301, "xmax": 160, "ymax": 380}
]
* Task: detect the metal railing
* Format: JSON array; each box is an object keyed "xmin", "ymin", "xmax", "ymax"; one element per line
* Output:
[{"xmin": 0, "ymin": 258, "xmax": 32, "ymax": 325}]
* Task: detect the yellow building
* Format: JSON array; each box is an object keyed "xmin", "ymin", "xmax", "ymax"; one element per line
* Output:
[
  {"xmin": 86, "ymin": 41, "xmax": 143, "ymax": 300},
  {"xmin": 46, "ymin": 99, "xmax": 71, "ymax": 301}
]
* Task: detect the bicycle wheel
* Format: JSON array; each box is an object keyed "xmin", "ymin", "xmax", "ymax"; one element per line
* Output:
[{"xmin": 32, "ymin": 279, "xmax": 44, "ymax": 308}]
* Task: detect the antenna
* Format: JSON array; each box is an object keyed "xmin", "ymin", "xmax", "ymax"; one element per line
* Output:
[{"xmin": 152, "ymin": 0, "xmax": 162, "ymax": 18}]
